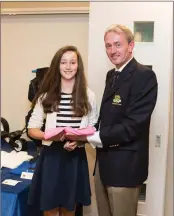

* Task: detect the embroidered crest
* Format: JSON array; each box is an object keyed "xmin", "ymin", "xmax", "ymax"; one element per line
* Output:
[{"xmin": 112, "ymin": 95, "xmax": 122, "ymax": 105}]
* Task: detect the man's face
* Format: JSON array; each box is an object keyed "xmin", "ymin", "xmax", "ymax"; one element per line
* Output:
[{"xmin": 104, "ymin": 31, "xmax": 134, "ymax": 69}]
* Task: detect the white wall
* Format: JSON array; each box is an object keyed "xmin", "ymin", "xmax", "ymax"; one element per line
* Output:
[
  {"xmin": 88, "ymin": 2, "xmax": 173, "ymax": 216},
  {"xmin": 1, "ymin": 14, "xmax": 89, "ymax": 132},
  {"xmin": 1, "ymin": 13, "xmax": 98, "ymax": 216}
]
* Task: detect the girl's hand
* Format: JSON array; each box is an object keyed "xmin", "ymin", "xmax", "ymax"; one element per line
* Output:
[
  {"xmin": 63, "ymin": 141, "xmax": 77, "ymax": 151},
  {"xmin": 48, "ymin": 131, "xmax": 65, "ymax": 142}
]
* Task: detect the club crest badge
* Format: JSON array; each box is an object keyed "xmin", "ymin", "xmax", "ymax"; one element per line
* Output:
[{"xmin": 112, "ymin": 95, "xmax": 122, "ymax": 105}]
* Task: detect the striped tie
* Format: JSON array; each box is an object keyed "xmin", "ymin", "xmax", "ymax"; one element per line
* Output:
[{"xmin": 111, "ymin": 71, "xmax": 120, "ymax": 87}]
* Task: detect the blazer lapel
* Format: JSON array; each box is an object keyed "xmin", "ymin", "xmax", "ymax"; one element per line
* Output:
[{"xmin": 102, "ymin": 58, "xmax": 137, "ymax": 103}]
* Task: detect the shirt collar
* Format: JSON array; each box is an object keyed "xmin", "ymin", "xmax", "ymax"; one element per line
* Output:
[{"xmin": 115, "ymin": 56, "xmax": 133, "ymax": 72}]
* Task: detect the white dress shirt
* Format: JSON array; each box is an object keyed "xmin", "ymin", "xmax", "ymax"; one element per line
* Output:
[{"xmin": 87, "ymin": 57, "xmax": 133, "ymax": 148}]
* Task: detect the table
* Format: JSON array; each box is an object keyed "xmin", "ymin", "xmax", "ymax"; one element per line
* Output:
[
  {"xmin": 1, "ymin": 140, "xmax": 42, "ymax": 216},
  {"xmin": 1, "ymin": 140, "xmax": 83, "ymax": 216}
]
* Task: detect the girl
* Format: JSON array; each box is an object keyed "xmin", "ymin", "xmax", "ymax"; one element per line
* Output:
[{"xmin": 27, "ymin": 46, "xmax": 98, "ymax": 216}]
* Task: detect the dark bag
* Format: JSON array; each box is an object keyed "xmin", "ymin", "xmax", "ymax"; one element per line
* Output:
[
  {"xmin": 28, "ymin": 78, "xmax": 39, "ymax": 102},
  {"xmin": 26, "ymin": 67, "xmax": 49, "ymax": 144}
]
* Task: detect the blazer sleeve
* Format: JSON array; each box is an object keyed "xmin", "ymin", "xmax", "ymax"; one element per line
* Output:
[
  {"xmin": 27, "ymin": 96, "xmax": 46, "ymax": 129},
  {"xmin": 100, "ymin": 71, "xmax": 158, "ymax": 147}
]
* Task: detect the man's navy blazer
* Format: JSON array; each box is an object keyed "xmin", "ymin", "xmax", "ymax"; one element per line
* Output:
[{"xmin": 95, "ymin": 58, "xmax": 158, "ymax": 187}]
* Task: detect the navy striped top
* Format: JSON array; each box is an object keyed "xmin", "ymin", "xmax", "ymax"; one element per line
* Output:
[{"xmin": 56, "ymin": 93, "xmax": 82, "ymax": 128}]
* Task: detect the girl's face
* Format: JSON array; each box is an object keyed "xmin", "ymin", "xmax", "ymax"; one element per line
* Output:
[{"xmin": 60, "ymin": 51, "xmax": 78, "ymax": 81}]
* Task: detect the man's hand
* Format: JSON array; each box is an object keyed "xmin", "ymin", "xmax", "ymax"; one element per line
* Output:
[
  {"xmin": 65, "ymin": 133, "xmax": 87, "ymax": 142},
  {"xmin": 63, "ymin": 141, "xmax": 77, "ymax": 151}
]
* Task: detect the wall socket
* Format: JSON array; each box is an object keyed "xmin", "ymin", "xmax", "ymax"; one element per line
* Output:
[{"xmin": 155, "ymin": 135, "xmax": 161, "ymax": 147}]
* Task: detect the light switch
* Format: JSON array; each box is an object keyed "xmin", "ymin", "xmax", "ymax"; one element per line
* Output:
[{"xmin": 155, "ymin": 135, "xmax": 161, "ymax": 147}]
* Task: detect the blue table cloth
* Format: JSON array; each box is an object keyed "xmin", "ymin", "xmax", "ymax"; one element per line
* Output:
[
  {"xmin": 1, "ymin": 139, "xmax": 83, "ymax": 216},
  {"xmin": 1, "ymin": 140, "xmax": 42, "ymax": 216}
]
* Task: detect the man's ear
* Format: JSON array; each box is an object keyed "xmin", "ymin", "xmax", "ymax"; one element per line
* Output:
[{"xmin": 128, "ymin": 40, "xmax": 135, "ymax": 53}]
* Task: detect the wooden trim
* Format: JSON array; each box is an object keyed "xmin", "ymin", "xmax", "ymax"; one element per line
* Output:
[
  {"xmin": 1, "ymin": 2, "xmax": 89, "ymax": 8},
  {"xmin": 1, "ymin": 6, "xmax": 89, "ymax": 15}
]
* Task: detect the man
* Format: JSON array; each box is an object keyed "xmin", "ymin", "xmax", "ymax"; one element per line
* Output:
[{"xmin": 67, "ymin": 24, "xmax": 158, "ymax": 216}]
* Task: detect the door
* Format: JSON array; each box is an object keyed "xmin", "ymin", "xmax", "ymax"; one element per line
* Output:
[{"xmin": 88, "ymin": 2, "xmax": 173, "ymax": 216}]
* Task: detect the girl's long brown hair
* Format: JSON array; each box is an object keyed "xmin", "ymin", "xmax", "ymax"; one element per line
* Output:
[{"xmin": 32, "ymin": 45, "xmax": 91, "ymax": 117}]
